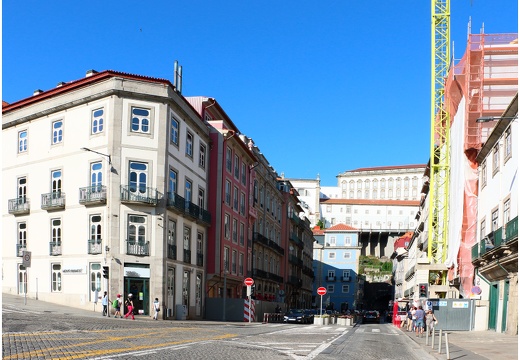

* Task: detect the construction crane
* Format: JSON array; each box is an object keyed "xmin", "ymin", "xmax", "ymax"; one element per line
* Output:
[{"xmin": 427, "ymin": 0, "xmax": 450, "ymax": 265}]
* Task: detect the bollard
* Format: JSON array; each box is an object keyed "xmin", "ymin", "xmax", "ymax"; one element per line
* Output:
[
  {"xmin": 445, "ymin": 332, "xmax": 450, "ymax": 360},
  {"xmin": 425, "ymin": 327, "xmax": 429, "ymax": 345},
  {"xmin": 438, "ymin": 329, "xmax": 443, "ymax": 354},
  {"xmin": 431, "ymin": 329, "xmax": 435, "ymax": 349}
]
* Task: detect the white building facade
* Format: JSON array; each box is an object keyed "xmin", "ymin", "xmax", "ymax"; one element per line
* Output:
[{"xmin": 3, "ymin": 70, "xmax": 211, "ymax": 319}]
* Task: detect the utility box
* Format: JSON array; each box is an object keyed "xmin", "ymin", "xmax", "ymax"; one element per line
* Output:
[{"xmin": 176, "ymin": 304, "xmax": 187, "ymax": 320}]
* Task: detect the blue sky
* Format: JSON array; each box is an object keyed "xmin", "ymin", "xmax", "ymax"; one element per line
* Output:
[{"xmin": 3, "ymin": 1, "xmax": 518, "ymax": 186}]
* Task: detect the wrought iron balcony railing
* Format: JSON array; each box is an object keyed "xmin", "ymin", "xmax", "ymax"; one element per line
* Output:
[
  {"xmin": 287, "ymin": 276, "xmax": 302, "ymax": 287},
  {"xmin": 167, "ymin": 243, "xmax": 177, "ymax": 260},
  {"xmin": 49, "ymin": 241, "xmax": 62, "ymax": 256},
  {"xmin": 326, "ymin": 275, "xmax": 336, "ymax": 282},
  {"xmin": 8, "ymin": 198, "xmax": 30, "ymax": 215},
  {"xmin": 88, "ymin": 239, "xmax": 103, "ymax": 254},
  {"xmin": 289, "ymin": 233, "xmax": 304, "ymax": 248},
  {"xmin": 120, "ymin": 185, "xmax": 159, "ymax": 205},
  {"xmin": 289, "ymin": 254, "xmax": 303, "ymax": 267},
  {"xmin": 16, "ymin": 244, "xmax": 27, "ymax": 257},
  {"xmin": 183, "ymin": 249, "xmax": 191, "ymax": 264},
  {"xmin": 166, "ymin": 193, "xmax": 211, "ymax": 225},
  {"xmin": 126, "ymin": 241, "xmax": 150, "ymax": 256},
  {"xmin": 41, "ymin": 192, "xmax": 66, "ymax": 210},
  {"xmin": 79, "ymin": 186, "xmax": 107, "ymax": 205},
  {"xmin": 196, "ymin": 253, "xmax": 204, "ymax": 267}
]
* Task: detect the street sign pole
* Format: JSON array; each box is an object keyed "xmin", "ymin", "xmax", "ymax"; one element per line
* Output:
[
  {"xmin": 249, "ymin": 293, "xmax": 252, "ymax": 323},
  {"xmin": 320, "ymin": 294, "xmax": 323, "ymax": 317},
  {"xmin": 244, "ymin": 278, "xmax": 255, "ymax": 324}
]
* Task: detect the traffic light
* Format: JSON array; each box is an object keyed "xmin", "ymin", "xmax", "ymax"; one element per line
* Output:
[
  {"xmin": 102, "ymin": 266, "xmax": 109, "ymax": 279},
  {"xmin": 419, "ymin": 283, "xmax": 428, "ymax": 298}
]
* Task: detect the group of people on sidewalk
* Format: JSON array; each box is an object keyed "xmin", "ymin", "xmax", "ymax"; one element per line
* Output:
[
  {"xmin": 406, "ymin": 305, "xmax": 438, "ymax": 337},
  {"xmin": 101, "ymin": 292, "xmax": 161, "ymax": 320}
]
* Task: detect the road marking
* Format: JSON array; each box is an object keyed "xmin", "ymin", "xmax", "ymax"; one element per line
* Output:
[{"xmin": 372, "ymin": 329, "xmax": 381, "ymax": 332}]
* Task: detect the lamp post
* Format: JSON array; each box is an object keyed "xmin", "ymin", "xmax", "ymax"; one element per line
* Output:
[{"xmin": 476, "ymin": 116, "xmax": 517, "ymax": 123}]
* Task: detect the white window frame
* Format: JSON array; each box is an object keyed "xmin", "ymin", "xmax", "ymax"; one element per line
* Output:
[
  {"xmin": 343, "ymin": 252, "xmax": 351, "ymax": 259},
  {"xmin": 170, "ymin": 116, "xmax": 179, "ymax": 145},
  {"xmin": 186, "ymin": 131, "xmax": 193, "ymax": 157},
  {"xmin": 52, "ymin": 120, "xmax": 63, "ymax": 145},
  {"xmin": 342, "ymin": 285, "xmax": 350, "ymax": 293},
  {"xmin": 328, "ymin": 252, "xmax": 336, "ymax": 259},
  {"xmin": 51, "ymin": 263, "xmax": 62, "ymax": 292},
  {"xmin": 91, "ymin": 108, "xmax": 104, "ymax": 135},
  {"xmin": 130, "ymin": 107, "xmax": 151, "ymax": 134},
  {"xmin": 18, "ymin": 130, "xmax": 28, "ymax": 153}
]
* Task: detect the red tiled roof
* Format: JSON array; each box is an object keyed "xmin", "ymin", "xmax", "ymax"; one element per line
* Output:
[
  {"xmin": 2, "ymin": 70, "xmax": 174, "ymax": 114},
  {"xmin": 341, "ymin": 164, "xmax": 426, "ymax": 173},
  {"xmin": 325, "ymin": 223, "xmax": 359, "ymax": 231},
  {"xmin": 313, "ymin": 229, "xmax": 325, "ymax": 235},
  {"xmin": 2, "ymin": 101, "xmax": 9, "ymax": 107},
  {"xmin": 320, "ymin": 198, "xmax": 420, "ymax": 206}
]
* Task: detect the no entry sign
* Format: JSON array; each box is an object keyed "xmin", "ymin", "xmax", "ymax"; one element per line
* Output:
[
  {"xmin": 317, "ymin": 287, "xmax": 327, "ymax": 296},
  {"xmin": 244, "ymin": 277, "xmax": 254, "ymax": 287}
]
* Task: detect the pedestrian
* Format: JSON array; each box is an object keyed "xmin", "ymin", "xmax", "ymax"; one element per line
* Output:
[
  {"xmin": 425, "ymin": 309, "xmax": 438, "ymax": 335},
  {"xmin": 411, "ymin": 306, "xmax": 417, "ymax": 332},
  {"xmin": 153, "ymin": 298, "xmax": 160, "ymax": 320},
  {"xmin": 124, "ymin": 294, "xmax": 135, "ymax": 320},
  {"xmin": 102, "ymin": 291, "xmax": 110, "ymax": 317},
  {"xmin": 415, "ymin": 306, "xmax": 426, "ymax": 337},
  {"xmin": 407, "ymin": 308, "xmax": 413, "ymax": 331},
  {"xmin": 113, "ymin": 294, "xmax": 123, "ymax": 318}
]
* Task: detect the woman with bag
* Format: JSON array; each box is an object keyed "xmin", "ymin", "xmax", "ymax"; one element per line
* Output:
[
  {"xmin": 425, "ymin": 309, "xmax": 438, "ymax": 334},
  {"xmin": 153, "ymin": 298, "xmax": 160, "ymax": 320},
  {"xmin": 124, "ymin": 294, "xmax": 135, "ymax": 320}
]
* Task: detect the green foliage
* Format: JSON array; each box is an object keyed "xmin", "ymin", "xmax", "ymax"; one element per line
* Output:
[{"xmin": 316, "ymin": 219, "xmax": 325, "ymax": 229}]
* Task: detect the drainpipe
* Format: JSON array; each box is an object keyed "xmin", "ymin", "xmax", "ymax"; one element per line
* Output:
[
  {"xmin": 496, "ymin": 259, "xmax": 511, "ymax": 277},
  {"xmin": 476, "ymin": 268, "xmax": 491, "ymax": 286}
]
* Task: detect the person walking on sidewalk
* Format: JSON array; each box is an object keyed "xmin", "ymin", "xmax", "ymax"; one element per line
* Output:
[
  {"xmin": 425, "ymin": 309, "xmax": 438, "ymax": 335},
  {"xmin": 124, "ymin": 294, "xmax": 135, "ymax": 320},
  {"xmin": 113, "ymin": 294, "xmax": 123, "ymax": 318},
  {"xmin": 153, "ymin": 298, "xmax": 160, "ymax": 320},
  {"xmin": 102, "ymin": 291, "xmax": 110, "ymax": 317},
  {"xmin": 415, "ymin": 306, "xmax": 425, "ymax": 337}
]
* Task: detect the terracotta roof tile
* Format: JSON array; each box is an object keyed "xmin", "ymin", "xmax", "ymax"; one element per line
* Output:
[{"xmin": 325, "ymin": 223, "xmax": 359, "ymax": 231}]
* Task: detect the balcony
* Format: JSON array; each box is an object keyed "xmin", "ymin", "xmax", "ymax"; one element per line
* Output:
[
  {"xmin": 253, "ymin": 268, "xmax": 268, "ymax": 279},
  {"xmin": 120, "ymin": 185, "xmax": 159, "ymax": 205},
  {"xmin": 268, "ymin": 239, "xmax": 285, "ymax": 256},
  {"xmin": 183, "ymin": 249, "xmax": 191, "ymax": 264},
  {"xmin": 302, "ymin": 266, "xmax": 314, "ymax": 277},
  {"xmin": 16, "ymin": 244, "xmax": 27, "ymax": 257},
  {"xmin": 291, "ymin": 213, "xmax": 300, "ymax": 225},
  {"xmin": 126, "ymin": 241, "xmax": 150, "ymax": 256},
  {"xmin": 79, "ymin": 186, "xmax": 107, "ymax": 205},
  {"xmin": 41, "ymin": 192, "xmax": 66, "ymax": 210},
  {"xmin": 287, "ymin": 276, "xmax": 302, "ymax": 287},
  {"xmin": 49, "ymin": 242, "xmax": 62, "ymax": 256},
  {"xmin": 289, "ymin": 254, "xmax": 303, "ymax": 267},
  {"xmin": 472, "ymin": 217, "xmax": 518, "ymax": 265},
  {"xmin": 326, "ymin": 275, "xmax": 336, "ymax": 282},
  {"xmin": 196, "ymin": 253, "xmax": 204, "ymax": 267},
  {"xmin": 8, "ymin": 198, "xmax": 30, "ymax": 215},
  {"xmin": 253, "ymin": 232, "xmax": 269, "ymax": 246},
  {"xmin": 342, "ymin": 276, "xmax": 351, "ymax": 282},
  {"xmin": 166, "ymin": 193, "xmax": 211, "ymax": 225},
  {"xmin": 289, "ymin": 233, "xmax": 304, "ymax": 248},
  {"xmin": 167, "ymin": 243, "xmax": 177, "ymax": 260},
  {"xmin": 88, "ymin": 239, "xmax": 103, "ymax": 254}
]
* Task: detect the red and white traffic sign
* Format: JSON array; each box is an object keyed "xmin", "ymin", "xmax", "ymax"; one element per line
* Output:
[
  {"xmin": 317, "ymin": 286, "xmax": 327, "ymax": 296},
  {"xmin": 244, "ymin": 277, "xmax": 255, "ymax": 287}
]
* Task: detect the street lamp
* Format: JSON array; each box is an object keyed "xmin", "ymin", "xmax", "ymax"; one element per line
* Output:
[{"xmin": 81, "ymin": 147, "xmax": 112, "ymax": 164}]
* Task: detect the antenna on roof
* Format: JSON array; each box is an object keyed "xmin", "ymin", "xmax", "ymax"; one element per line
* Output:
[{"xmin": 173, "ymin": 60, "xmax": 183, "ymax": 94}]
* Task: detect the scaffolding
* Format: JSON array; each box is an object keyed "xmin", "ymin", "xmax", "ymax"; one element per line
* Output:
[{"xmin": 444, "ymin": 31, "xmax": 518, "ymax": 297}]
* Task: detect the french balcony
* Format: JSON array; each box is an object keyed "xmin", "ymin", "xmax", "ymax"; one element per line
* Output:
[
  {"xmin": 342, "ymin": 276, "xmax": 351, "ymax": 282},
  {"xmin": 49, "ymin": 241, "xmax": 62, "ymax": 256},
  {"xmin": 326, "ymin": 275, "xmax": 336, "ymax": 282},
  {"xmin": 41, "ymin": 192, "xmax": 65, "ymax": 211},
  {"xmin": 472, "ymin": 217, "xmax": 518, "ymax": 264},
  {"xmin": 88, "ymin": 239, "xmax": 103, "ymax": 254},
  {"xmin": 79, "ymin": 186, "xmax": 107, "ymax": 205},
  {"xmin": 183, "ymin": 249, "xmax": 191, "ymax": 264},
  {"xmin": 8, "ymin": 198, "xmax": 30, "ymax": 215},
  {"xmin": 126, "ymin": 241, "xmax": 150, "ymax": 256},
  {"xmin": 167, "ymin": 243, "xmax": 177, "ymax": 260},
  {"xmin": 120, "ymin": 185, "xmax": 159, "ymax": 206},
  {"xmin": 196, "ymin": 253, "xmax": 204, "ymax": 267},
  {"xmin": 16, "ymin": 244, "xmax": 27, "ymax": 257}
]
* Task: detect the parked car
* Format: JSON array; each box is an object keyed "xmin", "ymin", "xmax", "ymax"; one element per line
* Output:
[
  {"xmin": 283, "ymin": 309, "xmax": 306, "ymax": 324},
  {"xmin": 303, "ymin": 309, "xmax": 315, "ymax": 324},
  {"xmin": 363, "ymin": 310, "xmax": 380, "ymax": 323}
]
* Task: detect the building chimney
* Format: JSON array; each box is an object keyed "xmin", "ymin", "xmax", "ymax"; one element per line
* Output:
[
  {"xmin": 86, "ymin": 69, "xmax": 98, "ymax": 77},
  {"xmin": 56, "ymin": 82, "xmax": 66, "ymax": 87},
  {"xmin": 33, "ymin": 89, "xmax": 44, "ymax": 96}
]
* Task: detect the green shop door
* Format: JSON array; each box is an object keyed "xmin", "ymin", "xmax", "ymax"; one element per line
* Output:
[{"xmin": 125, "ymin": 278, "xmax": 149, "ymax": 316}]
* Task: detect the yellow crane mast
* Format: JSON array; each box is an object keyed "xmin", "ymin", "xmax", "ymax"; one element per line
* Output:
[{"xmin": 428, "ymin": 0, "xmax": 450, "ymax": 264}]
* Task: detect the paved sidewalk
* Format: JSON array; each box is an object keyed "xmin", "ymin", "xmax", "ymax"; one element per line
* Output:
[{"xmin": 398, "ymin": 326, "xmax": 518, "ymax": 360}]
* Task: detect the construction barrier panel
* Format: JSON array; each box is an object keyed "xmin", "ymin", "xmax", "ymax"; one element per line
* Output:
[
  {"xmin": 262, "ymin": 313, "xmax": 284, "ymax": 324},
  {"xmin": 243, "ymin": 299, "xmax": 255, "ymax": 322}
]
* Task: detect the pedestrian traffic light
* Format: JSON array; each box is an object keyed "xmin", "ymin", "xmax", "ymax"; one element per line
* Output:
[
  {"xmin": 103, "ymin": 266, "xmax": 109, "ymax": 279},
  {"xmin": 419, "ymin": 283, "xmax": 428, "ymax": 298}
]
